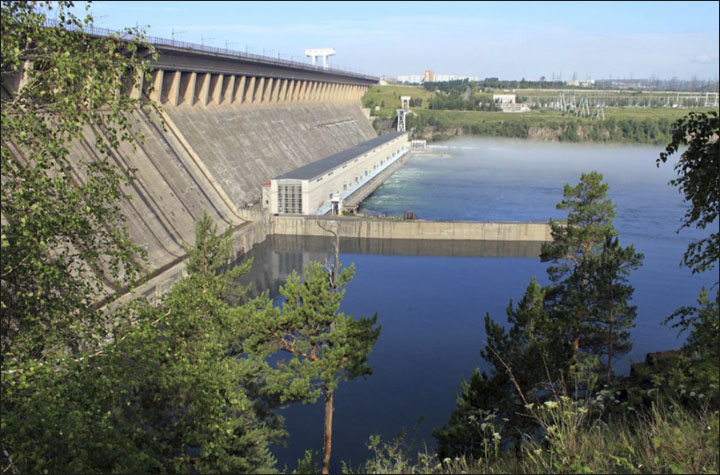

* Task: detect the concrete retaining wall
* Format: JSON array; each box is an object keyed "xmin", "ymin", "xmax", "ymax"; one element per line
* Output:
[{"xmin": 270, "ymin": 216, "xmax": 552, "ymax": 242}]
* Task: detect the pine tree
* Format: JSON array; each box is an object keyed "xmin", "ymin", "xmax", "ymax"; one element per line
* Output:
[
  {"xmin": 434, "ymin": 278, "xmax": 571, "ymax": 459},
  {"xmin": 540, "ymin": 172, "xmax": 617, "ymax": 369},
  {"xmin": 250, "ymin": 257, "xmax": 380, "ymax": 474},
  {"xmin": 587, "ymin": 232, "xmax": 644, "ymax": 384}
]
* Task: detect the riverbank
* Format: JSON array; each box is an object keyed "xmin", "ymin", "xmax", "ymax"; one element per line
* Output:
[
  {"xmin": 363, "ymin": 85, "xmax": 717, "ymax": 144},
  {"xmin": 393, "ymin": 108, "xmax": 717, "ymax": 144}
]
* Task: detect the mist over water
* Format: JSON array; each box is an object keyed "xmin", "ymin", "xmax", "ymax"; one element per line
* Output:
[{"xmin": 242, "ymin": 137, "xmax": 716, "ymax": 471}]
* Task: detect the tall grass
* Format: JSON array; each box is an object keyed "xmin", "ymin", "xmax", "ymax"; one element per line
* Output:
[{"xmin": 341, "ymin": 399, "xmax": 718, "ymax": 474}]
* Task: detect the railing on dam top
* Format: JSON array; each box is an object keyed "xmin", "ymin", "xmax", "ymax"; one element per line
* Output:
[{"xmin": 43, "ymin": 19, "xmax": 378, "ymax": 81}]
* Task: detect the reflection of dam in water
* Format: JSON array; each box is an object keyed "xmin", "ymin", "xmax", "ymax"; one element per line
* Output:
[{"xmin": 237, "ymin": 234, "xmax": 542, "ymax": 297}]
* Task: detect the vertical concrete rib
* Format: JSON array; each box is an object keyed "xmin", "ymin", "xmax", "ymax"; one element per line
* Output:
[
  {"xmin": 299, "ymin": 80, "xmax": 308, "ymax": 102},
  {"xmin": 277, "ymin": 79, "xmax": 287, "ymax": 103},
  {"xmin": 286, "ymin": 80, "xmax": 295, "ymax": 102},
  {"xmin": 255, "ymin": 77, "xmax": 265, "ymax": 104},
  {"xmin": 292, "ymin": 80, "xmax": 301, "ymax": 102},
  {"xmin": 184, "ymin": 72, "xmax": 196, "ymax": 106},
  {"xmin": 264, "ymin": 77, "xmax": 274, "ymax": 103},
  {"xmin": 338, "ymin": 84, "xmax": 345, "ymax": 102},
  {"xmin": 246, "ymin": 76, "xmax": 256, "ymax": 104},
  {"xmin": 199, "ymin": 73, "xmax": 211, "ymax": 106},
  {"xmin": 236, "ymin": 75, "xmax": 246, "ymax": 105},
  {"xmin": 150, "ymin": 69, "xmax": 164, "ymax": 103},
  {"xmin": 271, "ymin": 78, "xmax": 281, "ymax": 103},
  {"xmin": 300, "ymin": 80, "xmax": 309, "ymax": 102},
  {"xmin": 210, "ymin": 74, "xmax": 223, "ymax": 105},
  {"xmin": 311, "ymin": 81, "xmax": 319, "ymax": 102},
  {"xmin": 224, "ymin": 74, "xmax": 235, "ymax": 105},
  {"xmin": 168, "ymin": 70, "xmax": 181, "ymax": 106}
]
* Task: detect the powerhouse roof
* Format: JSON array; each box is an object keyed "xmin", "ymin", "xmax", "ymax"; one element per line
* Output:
[{"xmin": 275, "ymin": 131, "xmax": 406, "ymax": 181}]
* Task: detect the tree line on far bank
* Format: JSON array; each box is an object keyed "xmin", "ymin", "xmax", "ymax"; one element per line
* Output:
[{"xmin": 405, "ymin": 111, "xmax": 682, "ymax": 144}]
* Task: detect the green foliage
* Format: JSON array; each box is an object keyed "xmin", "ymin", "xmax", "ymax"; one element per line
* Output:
[
  {"xmin": 438, "ymin": 173, "xmax": 644, "ymax": 463},
  {"xmin": 541, "ymin": 172, "xmax": 620, "ymax": 364},
  {"xmin": 408, "ymin": 108, "xmax": 689, "ymax": 144},
  {"xmin": 348, "ymin": 433, "xmax": 439, "ymax": 474},
  {"xmin": 434, "ymin": 278, "xmax": 571, "ymax": 460},
  {"xmin": 433, "ymin": 369, "xmax": 506, "ymax": 461},
  {"xmin": 587, "ymin": 233, "xmax": 644, "ymax": 382},
  {"xmin": 250, "ymin": 261, "xmax": 380, "ymax": 398},
  {"xmin": 2, "ymin": 214, "xmax": 290, "ymax": 473},
  {"xmin": 1, "ymin": 1, "xmax": 159, "ymax": 366},
  {"xmin": 667, "ymin": 287, "xmax": 719, "ymax": 362},
  {"xmin": 355, "ymin": 397, "xmax": 719, "ymax": 475},
  {"xmin": 293, "ymin": 449, "xmax": 321, "ymax": 474},
  {"xmin": 658, "ymin": 110, "xmax": 719, "ymax": 406},
  {"xmin": 246, "ymin": 259, "xmax": 380, "ymax": 471},
  {"xmin": 658, "ymin": 111, "xmax": 719, "ymax": 275}
]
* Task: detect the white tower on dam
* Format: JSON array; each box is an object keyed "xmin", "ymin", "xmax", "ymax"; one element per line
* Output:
[{"xmin": 305, "ymin": 48, "xmax": 336, "ymax": 69}]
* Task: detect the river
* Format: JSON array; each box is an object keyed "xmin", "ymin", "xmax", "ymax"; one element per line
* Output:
[{"xmin": 237, "ymin": 137, "xmax": 717, "ymax": 471}]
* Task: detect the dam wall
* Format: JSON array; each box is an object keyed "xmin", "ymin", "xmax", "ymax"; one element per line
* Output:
[
  {"xmin": 74, "ymin": 98, "xmax": 376, "ymax": 286},
  {"xmin": 61, "ymin": 108, "xmax": 244, "ymax": 281},
  {"xmin": 19, "ymin": 43, "xmax": 380, "ymax": 290},
  {"xmin": 270, "ymin": 216, "xmax": 553, "ymax": 242},
  {"xmin": 164, "ymin": 102, "xmax": 377, "ymax": 207}
]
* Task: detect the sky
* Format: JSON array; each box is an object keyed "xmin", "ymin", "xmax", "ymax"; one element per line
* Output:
[{"xmin": 69, "ymin": 1, "xmax": 719, "ymax": 81}]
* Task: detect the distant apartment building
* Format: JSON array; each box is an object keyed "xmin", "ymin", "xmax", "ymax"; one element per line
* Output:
[
  {"xmin": 396, "ymin": 70, "xmax": 477, "ymax": 84},
  {"xmin": 397, "ymin": 74, "xmax": 424, "ymax": 84},
  {"xmin": 434, "ymin": 74, "xmax": 478, "ymax": 82}
]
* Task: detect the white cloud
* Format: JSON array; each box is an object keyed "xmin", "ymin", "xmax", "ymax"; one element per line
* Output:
[{"xmin": 691, "ymin": 54, "xmax": 718, "ymax": 64}]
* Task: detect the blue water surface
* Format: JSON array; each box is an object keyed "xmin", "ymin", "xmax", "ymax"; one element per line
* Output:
[{"xmin": 242, "ymin": 137, "xmax": 716, "ymax": 472}]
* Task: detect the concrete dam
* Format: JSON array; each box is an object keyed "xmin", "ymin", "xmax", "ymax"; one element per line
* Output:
[
  {"xmin": 67, "ymin": 41, "xmax": 379, "ymax": 293},
  {"xmin": 13, "ymin": 39, "xmax": 551, "ymax": 300}
]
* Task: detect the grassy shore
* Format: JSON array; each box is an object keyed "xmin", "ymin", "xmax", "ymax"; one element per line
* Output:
[{"xmin": 363, "ymin": 85, "xmax": 717, "ymax": 144}]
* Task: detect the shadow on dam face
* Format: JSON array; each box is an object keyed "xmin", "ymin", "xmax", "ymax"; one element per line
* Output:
[{"xmin": 235, "ymin": 234, "xmax": 542, "ymax": 297}]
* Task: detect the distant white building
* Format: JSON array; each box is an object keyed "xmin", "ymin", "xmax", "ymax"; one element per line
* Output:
[
  {"xmin": 566, "ymin": 79, "xmax": 596, "ymax": 87},
  {"xmin": 493, "ymin": 94, "xmax": 516, "ymax": 103},
  {"xmin": 397, "ymin": 75, "xmax": 424, "ymax": 84},
  {"xmin": 492, "ymin": 94, "xmax": 530, "ymax": 113},
  {"xmin": 434, "ymin": 74, "xmax": 478, "ymax": 82},
  {"xmin": 396, "ymin": 73, "xmax": 477, "ymax": 84}
]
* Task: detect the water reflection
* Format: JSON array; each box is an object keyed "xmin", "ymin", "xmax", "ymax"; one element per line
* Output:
[{"xmin": 237, "ymin": 234, "xmax": 543, "ymax": 297}]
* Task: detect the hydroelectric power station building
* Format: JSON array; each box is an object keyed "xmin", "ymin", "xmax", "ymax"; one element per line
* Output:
[{"xmin": 265, "ymin": 131, "xmax": 410, "ymax": 215}]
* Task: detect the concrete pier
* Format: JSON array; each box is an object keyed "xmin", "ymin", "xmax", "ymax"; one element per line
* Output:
[{"xmin": 270, "ymin": 215, "xmax": 552, "ymax": 242}]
